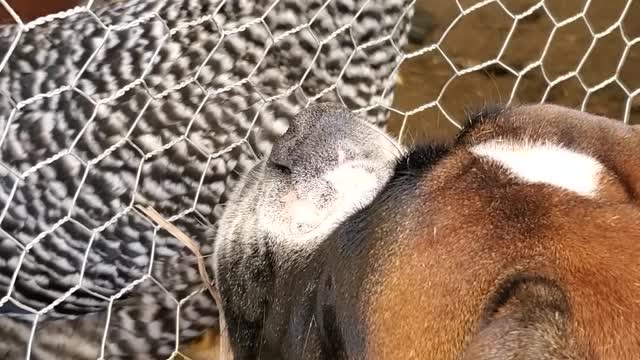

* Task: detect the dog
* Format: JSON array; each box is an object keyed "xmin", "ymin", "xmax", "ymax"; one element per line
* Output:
[{"xmin": 213, "ymin": 103, "xmax": 640, "ymax": 359}]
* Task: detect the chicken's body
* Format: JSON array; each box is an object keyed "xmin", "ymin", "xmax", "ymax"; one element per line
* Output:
[{"xmin": 0, "ymin": 0, "xmax": 411, "ymax": 358}]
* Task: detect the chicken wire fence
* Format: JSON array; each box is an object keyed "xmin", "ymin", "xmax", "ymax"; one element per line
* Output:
[
  {"xmin": 387, "ymin": 0, "xmax": 640, "ymax": 144},
  {"xmin": 0, "ymin": 0, "xmax": 637, "ymax": 359}
]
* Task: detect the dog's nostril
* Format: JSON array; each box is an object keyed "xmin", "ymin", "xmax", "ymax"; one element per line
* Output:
[
  {"xmin": 269, "ymin": 151, "xmax": 293, "ymax": 175},
  {"xmin": 272, "ymin": 161, "xmax": 292, "ymax": 175}
]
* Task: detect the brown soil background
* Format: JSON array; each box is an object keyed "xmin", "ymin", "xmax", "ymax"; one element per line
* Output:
[{"xmin": 388, "ymin": 0, "xmax": 640, "ymax": 144}]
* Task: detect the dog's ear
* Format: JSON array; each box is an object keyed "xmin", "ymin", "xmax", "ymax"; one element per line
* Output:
[{"xmin": 461, "ymin": 275, "xmax": 589, "ymax": 360}]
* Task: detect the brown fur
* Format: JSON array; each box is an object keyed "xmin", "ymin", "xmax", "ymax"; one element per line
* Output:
[
  {"xmin": 216, "ymin": 104, "xmax": 640, "ymax": 359},
  {"xmin": 362, "ymin": 105, "xmax": 640, "ymax": 359}
]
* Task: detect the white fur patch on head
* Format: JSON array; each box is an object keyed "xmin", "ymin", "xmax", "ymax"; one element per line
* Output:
[{"xmin": 471, "ymin": 140, "xmax": 603, "ymax": 198}]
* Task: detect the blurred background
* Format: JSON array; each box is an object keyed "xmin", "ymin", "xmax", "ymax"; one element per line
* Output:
[{"xmin": 388, "ymin": 0, "xmax": 640, "ymax": 144}]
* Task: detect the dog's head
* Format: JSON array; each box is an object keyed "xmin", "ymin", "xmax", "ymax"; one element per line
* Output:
[
  {"xmin": 217, "ymin": 104, "xmax": 640, "ymax": 359},
  {"xmin": 258, "ymin": 102, "xmax": 402, "ymax": 242}
]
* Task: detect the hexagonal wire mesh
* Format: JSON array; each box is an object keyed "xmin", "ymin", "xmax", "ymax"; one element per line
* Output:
[
  {"xmin": 0, "ymin": 0, "xmax": 638, "ymax": 359},
  {"xmin": 0, "ymin": 0, "xmax": 412, "ymax": 358}
]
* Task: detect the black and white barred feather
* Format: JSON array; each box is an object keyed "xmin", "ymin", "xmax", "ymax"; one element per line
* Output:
[{"xmin": 0, "ymin": 0, "xmax": 411, "ymax": 358}]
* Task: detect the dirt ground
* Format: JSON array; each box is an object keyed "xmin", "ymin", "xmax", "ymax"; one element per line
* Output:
[{"xmin": 388, "ymin": 0, "xmax": 640, "ymax": 144}]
